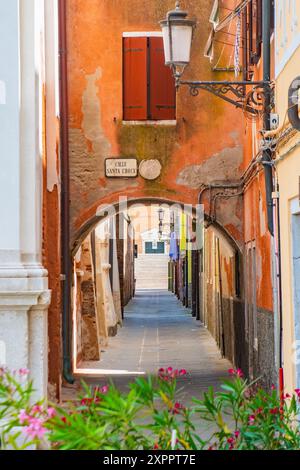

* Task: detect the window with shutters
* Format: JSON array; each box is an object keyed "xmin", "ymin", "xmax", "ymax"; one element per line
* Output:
[
  {"xmin": 242, "ymin": 1, "xmax": 262, "ymax": 79},
  {"xmin": 242, "ymin": 1, "xmax": 274, "ymax": 79},
  {"xmin": 123, "ymin": 35, "xmax": 176, "ymax": 121},
  {"xmin": 247, "ymin": 0, "xmax": 262, "ymax": 66}
]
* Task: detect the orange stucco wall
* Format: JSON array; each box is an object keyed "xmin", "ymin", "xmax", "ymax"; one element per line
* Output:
[
  {"xmin": 66, "ymin": 0, "xmax": 244, "ymax": 247},
  {"xmin": 242, "ymin": 38, "xmax": 274, "ymax": 313}
]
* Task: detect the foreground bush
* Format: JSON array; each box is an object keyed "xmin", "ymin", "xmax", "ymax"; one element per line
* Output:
[{"xmin": 1, "ymin": 366, "xmax": 300, "ymax": 450}]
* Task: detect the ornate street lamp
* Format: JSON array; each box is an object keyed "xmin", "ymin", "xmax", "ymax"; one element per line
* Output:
[
  {"xmin": 158, "ymin": 208, "xmax": 164, "ymax": 239},
  {"xmin": 160, "ymin": 1, "xmax": 272, "ymax": 117},
  {"xmin": 158, "ymin": 208, "xmax": 165, "ymax": 222},
  {"xmin": 160, "ymin": 2, "xmax": 196, "ymax": 80}
]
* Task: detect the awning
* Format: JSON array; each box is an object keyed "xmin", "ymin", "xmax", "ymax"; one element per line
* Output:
[
  {"xmin": 204, "ymin": 0, "xmax": 250, "ymax": 59},
  {"xmin": 209, "ymin": 0, "xmax": 220, "ymax": 30},
  {"xmin": 204, "ymin": 29, "xmax": 215, "ymax": 60},
  {"xmin": 215, "ymin": 0, "xmax": 250, "ymax": 32}
]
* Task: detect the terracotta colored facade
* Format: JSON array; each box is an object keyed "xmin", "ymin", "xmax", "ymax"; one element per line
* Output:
[
  {"xmin": 44, "ymin": 0, "xmax": 278, "ymax": 394},
  {"xmin": 239, "ymin": 3, "xmax": 276, "ymax": 386},
  {"xmin": 66, "ymin": 0, "xmax": 244, "ymax": 247}
]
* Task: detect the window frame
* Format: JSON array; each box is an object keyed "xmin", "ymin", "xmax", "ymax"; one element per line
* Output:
[{"xmin": 122, "ymin": 32, "xmax": 176, "ymax": 122}]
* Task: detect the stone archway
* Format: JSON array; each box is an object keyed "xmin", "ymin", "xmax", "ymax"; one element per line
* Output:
[{"xmin": 70, "ymin": 195, "xmax": 244, "ymax": 375}]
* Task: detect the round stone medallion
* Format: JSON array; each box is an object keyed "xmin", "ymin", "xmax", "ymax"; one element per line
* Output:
[{"xmin": 139, "ymin": 159, "xmax": 162, "ymax": 181}]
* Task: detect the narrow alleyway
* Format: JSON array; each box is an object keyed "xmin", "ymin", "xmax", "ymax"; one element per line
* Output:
[{"xmin": 70, "ymin": 290, "xmax": 232, "ymax": 403}]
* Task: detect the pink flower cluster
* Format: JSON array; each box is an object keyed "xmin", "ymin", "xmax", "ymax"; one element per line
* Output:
[
  {"xmin": 228, "ymin": 368, "xmax": 244, "ymax": 378},
  {"xmin": 248, "ymin": 407, "xmax": 263, "ymax": 425},
  {"xmin": 0, "ymin": 367, "xmax": 29, "ymax": 380},
  {"xmin": 95, "ymin": 385, "xmax": 109, "ymax": 395},
  {"xmin": 227, "ymin": 431, "xmax": 240, "ymax": 450},
  {"xmin": 171, "ymin": 401, "xmax": 185, "ymax": 415},
  {"xmin": 158, "ymin": 367, "xmax": 187, "ymax": 381},
  {"xmin": 19, "ymin": 405, "xmax": 55, "ymax": 440},
  {"xmin": 270, "ymin": 407, "xmax": 280, "ymax": 415},
  {"xmin": 81, "ymin": 385, "xmax": 109, "ymax": 407}
]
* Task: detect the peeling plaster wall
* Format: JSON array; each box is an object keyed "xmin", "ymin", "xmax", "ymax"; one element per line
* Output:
[
  {"xmin": 204, "ymin": 225, "xmax": 239, "ymax": 366},
  {"xmin": 79, "ymin": 236, "xmax": 100, "ymax": 361},
  {"xmin": 66, "ymin": 0, "xmax": 244, "ymax": 246},
  {"xmin": 43, "ymin": 0, "xmax": 61, "ymax": 398},
  {"xmin": 176, "ymin": 145, "xmax": 243, "ymax": 189},
  {"xmin": 240, "ymin": 33, "xmax": 276, "ymax": 385}
]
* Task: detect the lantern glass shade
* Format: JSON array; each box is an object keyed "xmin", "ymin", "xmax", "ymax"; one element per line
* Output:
[
  {"xmin": 158, "ymin": 209, "xmax": 164, "ymax": 222},
  {"xmin": 160, "ymin": 2, "xmax": 196, "ymax": 74},
  {"xmin": 161, "ymin": 22, "xmax": 194, "ymax": 67}
]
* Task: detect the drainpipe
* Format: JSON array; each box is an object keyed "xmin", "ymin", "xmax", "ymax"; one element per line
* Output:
[
  {"xmin": 58, "ymin": 0, "xmax": 74, "ymax": 384},
  {"xmin": 276, "ymin": 185, "xmax": 284, "ymax": 408},
  {"xmin": 262, "ymin": 1, "xmax": 284, "ymax": 398},
  {"xmin": 262, "ymin": 0, "xmax": 274, "ymax": 236}
]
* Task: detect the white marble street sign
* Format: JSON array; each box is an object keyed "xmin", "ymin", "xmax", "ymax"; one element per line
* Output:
[{"xmin": 105, "ymin": 158, "xmax": 138, "ymax": 178}]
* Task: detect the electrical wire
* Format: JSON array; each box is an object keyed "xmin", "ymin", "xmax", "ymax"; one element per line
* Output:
[
  {"xmin": 215, "ymin": 0, "xmax": 252, "ymax": 32},
  {"xmin": 213, "ymin": 0, "xmax": 238, "ymax": 69}
]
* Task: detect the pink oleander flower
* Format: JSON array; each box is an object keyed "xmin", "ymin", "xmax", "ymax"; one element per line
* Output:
[
  {"xmin": 256, "ymin": 407, "xmax": 263, "ymax": 415},
  {"xmin": 228, "ymin": 368, "xmax": 244, "ymax": 378},
  {"xmin": 32, "ymin": 405, "xmax": 43, "ymax": 414},
  {"xmin": 227, "ymin": 437, "xmax": 235, "ymax": 450},
  {"xmin": 47, "ymin": 407, "xmax": 56, "ymax": 418},
  {"xmin": 284, "ymin": 393, "xmax": 291, "ymax": 399},
  {"xmin": 271, "ymin": 384, "xmax": 276, "ymax": 391},
  {"xmin": 94, "ymin": 385, "xmax": 109, "ymax": 395},
  {"xmin": 171, "ymin": 402, "xmax": 185, "ymax": 415},
  {"xmin": 234, "ymin": 431, "xmax": 240, "ymax": 438},
  {"xmin": 295, "ymin": 389, "xmax": 300, "ymax": 397},
  {"xmin": 19, "ymin": 368, "xmax": 30, "ymax": 376},
  {"xmin": 23, "ymin": 417, "xmax": 47, "ymax": 440},
  {"xmin": 270, "ymin": 407, "xmax": 280, "ymax": 415},
  {"xmin": 167, "ymin": 367, "xmax": 173, "ymax": 375},
  {"xmin": 249, "ymin": 414, "xmax": 256, "ymax": 425},
  {"xmin": 179, "ymin": 369, "xmax": 187, "ymax": 376},
  {"xmin": 80, "ymin": 397, "xmax": 93, "ymax": 406},
  {"xmin": 19, "ymin": 409, "xmax": 29, "ymax": 425}
]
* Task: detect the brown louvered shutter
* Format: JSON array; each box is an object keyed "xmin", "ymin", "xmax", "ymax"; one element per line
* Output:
[
  {"xmin": 256, "ymin": 0, "xmax": 262, "ymax": 56},
  {"xmin": 123, "ymin": 37, "xmax": 147, "ymax": 120},
  {"xmin": 149, "ymin": 37, "xmax": 176, "ymax": 120}
]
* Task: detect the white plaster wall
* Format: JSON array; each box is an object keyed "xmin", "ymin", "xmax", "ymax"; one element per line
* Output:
[
  {"xmin": 0, "ymin": 0, "xmax": 21, "ymax": 259},
  {"xmin": 0, "ymin": 0, "xmax": 52, "ymax": 401}
]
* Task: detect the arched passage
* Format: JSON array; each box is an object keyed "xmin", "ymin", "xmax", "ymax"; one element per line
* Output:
[{"xmin": 70, "ymin": 197, "xmax": 244, "ymax": 384}]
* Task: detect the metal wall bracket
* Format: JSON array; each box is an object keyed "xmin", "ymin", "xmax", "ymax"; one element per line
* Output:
[{"xmin": 178, "ymin": 79, "xmax": 273, "ymax": 117}]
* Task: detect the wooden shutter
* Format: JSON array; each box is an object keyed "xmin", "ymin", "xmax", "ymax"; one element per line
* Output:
[
  {"xmin": 248, "ymin": 1, "xmax": 253, "ymax": 65},
  {"xmin": 149, "ymin": 37, "xmax": 176, "ymax": 120},
  {"xmin": 123, "ymin": 37, "xmax": 147, "ymax": 120}
]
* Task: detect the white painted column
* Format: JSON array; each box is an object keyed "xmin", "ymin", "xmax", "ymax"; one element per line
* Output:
[{"xmin": 0, "ymin": 0, "xmax": 50, "ymax": 401}]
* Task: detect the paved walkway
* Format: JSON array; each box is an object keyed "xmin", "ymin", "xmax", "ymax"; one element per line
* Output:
[{"xmin": 68, "ymin": 290, "xmax": 232, "ymax": 403}]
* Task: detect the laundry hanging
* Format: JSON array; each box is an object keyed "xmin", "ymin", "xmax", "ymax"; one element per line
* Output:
[{"xmin": 234, "ymin": 12, "xmax": 241, "ymax": 77}]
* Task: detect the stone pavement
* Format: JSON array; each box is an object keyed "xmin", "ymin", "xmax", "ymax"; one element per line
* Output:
[{"xmin": 66, "ymin": 290, "xmax": 232, "ymax": 404}]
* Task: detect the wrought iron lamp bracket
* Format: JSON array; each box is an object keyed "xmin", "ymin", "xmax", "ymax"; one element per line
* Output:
[{"xmin": 177, "ymin": 79, "xmax": 273, "ymax": 116}]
